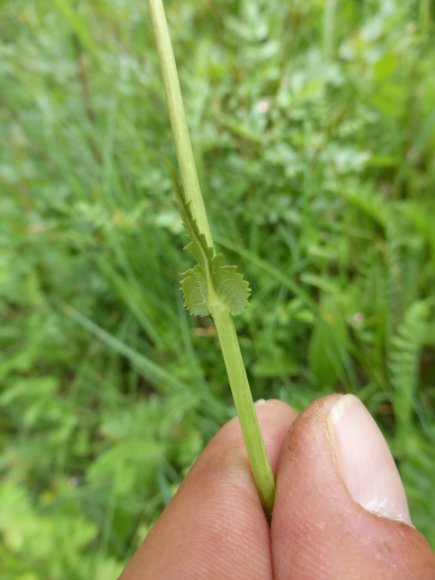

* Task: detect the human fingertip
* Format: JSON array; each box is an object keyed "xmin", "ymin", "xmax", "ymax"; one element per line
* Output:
[{"xmin": 327, "ymin": 394, "xmax": 412, "ymax": 526}]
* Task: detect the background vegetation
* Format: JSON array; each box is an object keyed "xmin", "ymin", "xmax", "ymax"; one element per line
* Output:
[{"xmin": 1, "ymin": 0, "xmax": 434, "ymax": 576}]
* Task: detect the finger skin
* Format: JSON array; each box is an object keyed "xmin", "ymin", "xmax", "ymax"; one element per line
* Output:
[
  {"xmin": 121, "ymin": 400, "xmax": 297, "ymax": 580},
  {"xmin": 272, "ymin": 395, "xmax": 435, "ymax": 580}
]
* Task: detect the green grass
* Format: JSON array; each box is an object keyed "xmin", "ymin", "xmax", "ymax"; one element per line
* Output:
[{"xmin": 1, "ymin": 0, "xmax": 435, "ymax": 576}]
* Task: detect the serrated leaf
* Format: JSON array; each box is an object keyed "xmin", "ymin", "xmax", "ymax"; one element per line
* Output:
[
  {"xmin": 180, "ymin": 265, "xmax": 209, "ymax": 316},
  {"xmin": 167, "ymin": 162, "xmax": 250, "ymax": 317},
  {"xmin": 167, "ymin": 162, "xmax": 214, "ymax": 268},
  {"xmin": 185, "ymin": 239, "xmax": 214, "ymax": 268},
  {"xmin": 211, "ymin": 255, "xmax": 251, "ymax": 316}
]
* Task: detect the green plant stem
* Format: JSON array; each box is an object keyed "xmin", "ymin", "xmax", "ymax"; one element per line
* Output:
[
  {"xmin": 147, "ymin": 0, "xmax": 213, "ymax": 248},
  {"xmin": 211, "ymin": 307, "xmax": 275, "ymax": 516},
  {"xmin": 148, "ymin": 0, "xmax": 275, "ymax": 518}
]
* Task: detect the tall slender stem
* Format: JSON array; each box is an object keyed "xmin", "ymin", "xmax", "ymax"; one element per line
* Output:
[
  {"xmin": 148, "ymin": 0, "xmax": 275, "ymax": 519},
  {"xmin": 211, "ymin": 308, "xmax": 275, "ymax": 516},
  {"xmin": 147, "ymin": 0, "xmax": 213, "ymax": 248}
]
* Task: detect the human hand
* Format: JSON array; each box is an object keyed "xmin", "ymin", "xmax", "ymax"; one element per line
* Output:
[{"xmin": 121, "ymin": 395, "xmax": 435, "ymax": 579}]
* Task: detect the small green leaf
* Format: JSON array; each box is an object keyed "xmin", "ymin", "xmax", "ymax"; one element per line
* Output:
[
  {"xmin": 168, "ymin": 159, "xmax": 250, "ymax": 317},
  {"xmin": 167, "ymin": 162, "xmax": 214, "ymax": 271},
  {"xmin": 181, "ymin": 256, "xmax": 250, "ymax": 317},
  {"xmin": 184, "ymin": 239, "xmax": 213, "ymax": 269},
  {"xmin": 181, "ymin": 265, "xmax": 209, "ymax": 316},
  {"xmin": 308, "ymin": 297, "xmax": 348, "ymax": 387},
  {"xmin": 211, "ymin": 255, "xmax": 251, "ymax": 316}
]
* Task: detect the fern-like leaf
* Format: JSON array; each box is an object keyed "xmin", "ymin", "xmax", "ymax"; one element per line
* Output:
[{"xmin": 389, "ymin": 301, "xmax": 429, "ymax": 439}]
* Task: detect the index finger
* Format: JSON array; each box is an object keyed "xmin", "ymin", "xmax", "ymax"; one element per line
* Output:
[{"xmin": 121, "ymin": 400, "xmax": 297, "ymax": 579}]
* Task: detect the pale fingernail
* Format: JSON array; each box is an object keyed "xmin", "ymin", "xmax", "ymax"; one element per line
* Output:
[
  {"xmin": 327, "ymin": 395, "xmax": 412, "ymax": 525},
  {"xmin": 254, "ymin": 399, "xmax": 266, "ymax": 406}
]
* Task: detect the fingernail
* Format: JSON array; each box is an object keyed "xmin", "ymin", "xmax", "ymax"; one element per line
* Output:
[
  {"xmin": 254, "ymin": 399, "xmax": 266, "ymax": 406},
  {"xmin": 327, "ymin": 395, "xmax": 412, "ymax": 525}
]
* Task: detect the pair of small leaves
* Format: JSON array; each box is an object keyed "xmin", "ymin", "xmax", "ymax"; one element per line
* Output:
[
  {"xmin": 181, "ymin": 253, "xmax": 251, "ymax": 317},
  {"xmin": 168, "ymin": 162, "xmax": 250, "ymax": 318}
]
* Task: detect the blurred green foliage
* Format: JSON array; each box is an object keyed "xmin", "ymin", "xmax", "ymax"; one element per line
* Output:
[{"xmin": 1, "ymin": 0, "xmax": 435, "ymax": 576}]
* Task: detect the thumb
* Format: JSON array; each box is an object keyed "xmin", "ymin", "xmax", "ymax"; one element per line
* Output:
[{"xmin": 272, "ymin": 394, "xmax": 435, "ymax": 580}]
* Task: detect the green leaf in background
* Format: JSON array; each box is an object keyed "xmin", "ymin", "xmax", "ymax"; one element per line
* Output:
[
  {"xmin": 389, "ymin": 301, "xmax": 431, "ymax": 444},
  {"xmin": 308, "ymin": 297, "xmax": 348, "ymax": 388}
]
